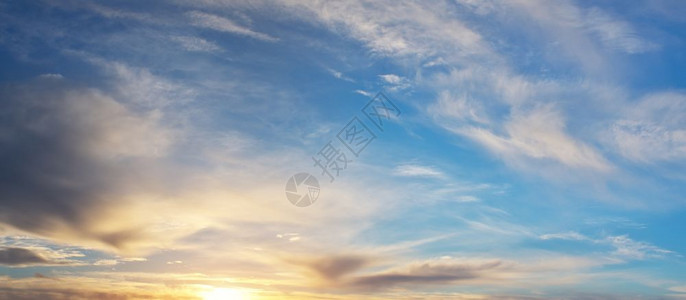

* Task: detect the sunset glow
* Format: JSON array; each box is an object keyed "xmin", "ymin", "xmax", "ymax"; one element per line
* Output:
[
  {"xmin": 1, "ymin": 0, "xmax": 685, "ymax": 299},
  {"xmin": 201, "ymin": 288, "xmax": 251, "ymax": 300}
]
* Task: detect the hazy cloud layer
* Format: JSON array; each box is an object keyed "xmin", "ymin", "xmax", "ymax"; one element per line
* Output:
[{"xmin": 0, "ymin": 247, "xmax": 51, "ymax": 266}]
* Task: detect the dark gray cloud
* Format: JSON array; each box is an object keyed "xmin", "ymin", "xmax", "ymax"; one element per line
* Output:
[
  {"xmin": 0, "ymin": 247, "xmax": 50, "ymax": 266},
  {"xmin": 0, "ymin": 287, "xmax": 199, "ymax": 300},
  {"xmin": 295, "ymin": 254, "xmax": 504, "ymax": 291},
  {"xmin": 307, "ymin": 255, "xmax": 370, "ymax": 281},
  {"xmin": 347, "ymin": 260, "xmax": 503, "ymax": 290},
  {"xmin": 33, "ymin": 273, "xmax": 56, "ymax": 280},
  {"xmin": 0, "ymin": 77, "xmax": 172, "ymax": 250}
]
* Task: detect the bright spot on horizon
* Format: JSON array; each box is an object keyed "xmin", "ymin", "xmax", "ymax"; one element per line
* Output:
[{"xmin": 201, "ymin": 287, "xmax": 251, "ymax": 300}]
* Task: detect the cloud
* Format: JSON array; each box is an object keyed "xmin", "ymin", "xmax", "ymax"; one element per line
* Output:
[
  {"xmin": 0, "ymin": 287, "xmax": 198, "ymax": 300},
  {"xmin": 72, "ymin": 1, "xmax": 161, "ymax": 25},
  {"xmin": 93, "ymin": 259, "xmax": 119, "ymax": 266},
  {"xmin": 0, "ymin": 244, "xmax": 85, "ymax": 267},
  {"xmin": 584, "ymin": 7, "xmax": 659, "ymax": 54},
  {"xmin": 268, "ymin": 0, "xmax": 485, "ymax": 59},
  {"xmin": 0, "ymin": 247, "xmax": 51, "ymax": 266},
  {"xmin": 539, "ymin": 231, "xmax": 589, "ymax": 241},
  {"xmin": 89, "ymin": 58, "xmax": 197, "ymax": 109},
  {"xmin": 502, "ymin": 0, "xmax": 656, "ymax": 75},
  {"xmin": 0, "ymin": 270, "xmax": 217, "ymax": 299},
  {"xmin": 420, "ymin": 55, "xmax": 611, "ymax": 178},
  {"xmin": 583, "ymin": 217, "xmax": 647, "ymax": 229},
  {"xmin": 120, "ymin": 257, "xmax": 147, "ymax": 262},
  {"xmin": 0, "ymin": 63, "xmax": 415, "ymax": 257},
  {"xmin": 293, "ymin": 254, "xmax": 503, "ymax": 291},
  {"xmin": 514, "ymin": 1, "xmax": 658, "ymax": 56},
  {"xmin": 354, "ymin": 90, "xmax": 372, "ymax": 97},
  {"xmin": 198, "ymin": 0, "xmax": 624, "ymax": 180},
  {"xmin": 379, "ymin": 74, "xmax": 411, "ymax": 91},
  {"xmin": 393, "ymin": 164, "xmax": 444, "ymax": 178},
  {"xmin": 607, "ymin": 235, "xmax": 675, "ymax": 260},
  {"xmin": 379, "ymin": 74, "xmax": 403, "ymax": 85},
  {"xmin": 171, "ymin": 35, "xmax": 221, "ymax": 52},
  {"xmin": 604, "ymin": 92, "xmax": 686, "ymax": 162},
  {"xmin": 326, "ymin": 68, "xmax": 354, "ymax": 82},
  {"xmin": 0, "ymin": 1, "xmax": 682, "ymax": 298},
  {"xmin": 0, "ymin": 77, "xmax": 176, "ymax": 252},
  {"xmin": 187, "ymin": 11, "xmax": 277, "ymax": 42},
  {"xmin": 455, "ymin": 195, "xmax": 480, "ymax": 203},
  {"xmin": 428, "ymin": 90, "xmax": 490, "ymax": 125},
  {"xmin": 303, "ymin": 255, "xmax": 371, "ymax": 281},
  {"xmin": 347, "ymin": 259, "xmax": 503, "ymax": 290},
  {"xmin": 38, "ymin": 73, "xmax": 64, "ymax": 79},
  {"xmin": 460, "ymin": 105, "xmax": 611, "ymax": 171},
  {"xmin": 539, "ymin": 232, "xmax": 675, "ymax": 261}
]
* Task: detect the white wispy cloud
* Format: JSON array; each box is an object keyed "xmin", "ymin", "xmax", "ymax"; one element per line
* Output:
[
  {"xmin": 379, "ymin": 74, "xmax": 403, "ymax": 85},
  {"xmin": 85, "ymin": 56, "xmax": 197, "ymax": 108},
  {"xmin": 604, "ymin": 92, "xmax": 686, "ymax": 162},
  {"xmin": 273, "ymin": 0, "xmax": 486, "ymax": 59},
  {"xmin": 583, "ymin": 217, "xmax": 646, "ymax": 229},
  {"xmin": 326, "ymin": 68, "xmax": 354, "ymax": 82},
  {"xmin": 539, "ymin": 231, "xmax": 589, "ymax": 241},
  {"xmin": 607, "ymin": 235, "xmax": 675, "ymax": 260},
  {"xmin": 38, "ymin": 73, "xmax": 64, "ymax": 79},
  {"xmin": 455, "ymin": 195, "xmax": 480, "ymax": 203},
  {"xmin": 393, "ymin": 164, "xmax": 445, "ymax": 178},
  {"xmin": 584, "ymin": 7, "xmax": 659, "ymax": 54},
  {"xmin": 224, "ymin": 0, "xmax": 620, "ymax": 178},
  {"xmin": 379, "ymin": 74, "xmax": 411, "ymax": 91},
  {"xmin": 539, "ymin": 232, "xmax": 675, "ymax": 261},
  {"xmin": 460, "ymin": 105, "xmax": 612, "ymax": 171},
  {"xmin": 171, "ymin": 35, "xmax": 221, "ymax": 52},
  {"xmin": 354, "ymin": 90, "xmax": 372, "ymax": 97},
  {"xmin": 187, "ymin": 11, "xmax": 277, "ymax": 42},
  {"xmin": 428, "ymin": 90, "xmax": 490, "ymax": 125},
  {"xmin": 93, "ymin": 259, "xmax": 119, "ymax": 266},
  {"xmin": 514, "ymin": 1, "xmax": 658, "ymax": 55}
]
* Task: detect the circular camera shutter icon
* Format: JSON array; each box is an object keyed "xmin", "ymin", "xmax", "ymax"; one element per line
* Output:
[{"xmin": 285, "ymin": 172, "xmax": 320, "ymax": 207}]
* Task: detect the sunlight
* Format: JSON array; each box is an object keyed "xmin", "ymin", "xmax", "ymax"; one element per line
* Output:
[{"xmin": 201, "ymin": 287, "xmax": 251, "ymax": 300}]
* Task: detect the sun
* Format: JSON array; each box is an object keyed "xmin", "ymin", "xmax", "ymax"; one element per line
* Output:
[{"xmin": 201, "ymin": 287, "xmax": 251, "ymax": 300}]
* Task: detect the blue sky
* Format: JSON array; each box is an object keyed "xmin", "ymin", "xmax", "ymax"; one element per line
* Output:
[{"xmin": 0, "ymin": 0, "xmax": 685, "ymax": 299}]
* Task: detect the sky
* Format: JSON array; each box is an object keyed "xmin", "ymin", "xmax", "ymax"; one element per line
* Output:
[{"xmin": 0, "ymin": 0, "xmax": 685, "ymax": 299}]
